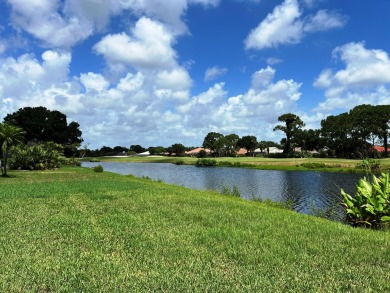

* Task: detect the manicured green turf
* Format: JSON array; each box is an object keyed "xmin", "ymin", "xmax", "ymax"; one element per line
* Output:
[{"xmin": 1, "ymin": 167, "xmax": 389, "ymax": 292}]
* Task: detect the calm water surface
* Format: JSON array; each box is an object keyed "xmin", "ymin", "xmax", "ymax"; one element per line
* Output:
[{"xmin": 82, "ymin": 162, "xmax": 364, "ymax": 219}]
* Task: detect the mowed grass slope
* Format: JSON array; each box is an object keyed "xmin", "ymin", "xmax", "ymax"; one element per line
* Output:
[{"xmin": 1, "ymin": 167, "xmax": 389, "ymax": 292}]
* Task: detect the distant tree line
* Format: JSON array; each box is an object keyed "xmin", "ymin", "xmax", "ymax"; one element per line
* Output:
[
  {"xmin": 84, "ymin": 104, "xmax": 389, "ymax": 159},
  {"xmin": 4, "ymin": 104, "xmax": 384, "ymax": 163},
  {"xmin": 84, "ymin": 144, "xmax": 192, "ymax": 157}
]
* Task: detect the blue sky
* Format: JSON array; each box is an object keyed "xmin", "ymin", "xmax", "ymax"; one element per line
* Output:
[{"xmin": 0, "ymin": 0, "xmax": 389, "ymax": 149}]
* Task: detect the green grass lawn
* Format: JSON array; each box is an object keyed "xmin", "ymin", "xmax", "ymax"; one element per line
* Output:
[{"xmin": 1, "ymin": 167, "xmax": 389, "ymax": 292}]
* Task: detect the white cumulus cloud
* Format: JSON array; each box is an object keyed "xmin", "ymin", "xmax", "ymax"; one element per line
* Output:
[
  {"xmin": 313, "ymin": 42, "xmax": 390, "ymax": 112},
  {"xmin": 94, "ymin": 17, "xmax": 178, "ymax": 71},
  {"xmin": 245, "ymin": 0, "xmax": 347, "ymax": 50},
  {"xmin": 6, "ymin": 0, "xmax": 222, "ymax": 48}
]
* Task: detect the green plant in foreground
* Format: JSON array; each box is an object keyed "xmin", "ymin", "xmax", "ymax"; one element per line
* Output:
[{"xmin": 341, "ymin": 172, "xmax": 390, "ymax": 229}]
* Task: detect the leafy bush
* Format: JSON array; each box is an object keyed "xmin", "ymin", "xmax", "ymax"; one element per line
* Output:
[
  {"xmin": 9, "ymin": 142, "xmax": 64, "ymax": 170},
  {"xmin": 195, "ymin": 158, "xmax": 217, "ymax": 167},
  {"xmin": 93, "ymin": 165, "xmax": 104, "ymax": 173},
  {"xmin": 341, "ymin": 172, "xmax": 390, "ymax": 229},
  {"xmin": 174, "ymin": 160, "xmax": 184, "ymax": 165},
  {"xmin": 196, "ymin": 150, "xmax": 208, "ymax": 158},
  {"xmin": 63, "ymin": 157, "xmax": 81, "ymax": 166}
]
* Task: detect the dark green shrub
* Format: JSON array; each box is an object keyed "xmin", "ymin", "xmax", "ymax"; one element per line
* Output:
[
  {"xmin": 196, "ymin": 150, "xmax": 208, "ymax": 158},
  {"xmin": 9, "ymin": 142, "xmax": 64, "ymax": 170},
  {"xmin": 298, "ymin": 162, "xmax": 326, "ymax": 169},
  {"xmin": 93, "ymin": 165, "xmax": 104, "ymax": 173},
  {"xmin": 174, "ymin": 160, "xmax": 184, "ymax": 165},
  {"xmin": 195, "ymin": 158, "xmax": 217, "ymax": 167}
]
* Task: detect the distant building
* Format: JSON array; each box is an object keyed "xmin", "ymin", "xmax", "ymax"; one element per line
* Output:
[
  {"xmin": 372, "ymin": 145, "xmax": 390, "ymax": 153},
  {"xmin": 185, "ymin": 148, "xmax": 211, "ymax": 156},
  {"xmin": 267, "ymin": 147, "xmax": 283, "ymax": 154},
  {"xmin": 136, "ymin": 151, "xmax": 150, "ymax": 156},
  {"xmin": 235, "ymin": 148, "xmax": 247, "ymax": 155}
]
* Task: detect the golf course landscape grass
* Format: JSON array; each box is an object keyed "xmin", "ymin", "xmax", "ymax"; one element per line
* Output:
[{"xmin": 1, "ymin": 166, "xmax": 389, "ymax": 291}]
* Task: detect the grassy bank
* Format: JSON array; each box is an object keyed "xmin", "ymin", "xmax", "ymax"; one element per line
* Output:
[
  {"xmin": 1, "ymin": 167, "xmax": 390, "ymax": 292},
  {"xmin": 83, "ymin": 156, "xmax": 390, "ymax": 172}
]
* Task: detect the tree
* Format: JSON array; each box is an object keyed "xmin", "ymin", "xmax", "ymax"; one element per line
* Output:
[
  {"xmin": 0, "ymin": 123, "xmax": 25, "ymax": 177},
  {"xmin": 3, "ymin": 106, "xmax": 83, "ymax": 148},
  {"xmin": 294, "ymin": 129, "xmax": 324, "ymax": 151},
  {"xmin": 273, "ymin": 113, "xmax": 305, "ymax": 156},
  {"xmin": 224, "ymin": 134, "xmax": 240, "ymax": 156},
  {"xmin": 148, "ymin": 146, "xmax": 166, "ymax": 155},
  {"xmin": 238, "ymin": 135, "xmax": 258, "ymax": 157},
  {"xmin": 169, "ymin": 143, "xmax": 186, "ymax": 156},
  {"xmin": 372, "ymin": 105, "xmax": 390, "ymax": 158},
  {"xmin": 349, "ymin": 105, "xmax": 377, "ymax": 157},
  {"xmin": 321, "ymin": 113, "xmax": 352, "ymax": 158},
  {"xmin": 129, "ymin": 145, "xmax": 146, "ymax": 154},
  {"xmin": 202, "ymin": 132, "xmax": 224, "ymax": 157}
]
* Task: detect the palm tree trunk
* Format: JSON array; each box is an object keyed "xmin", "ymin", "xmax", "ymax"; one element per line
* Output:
[{"xmin": 2, "ymin": 145, "xmax": 8, "ymax": 177}]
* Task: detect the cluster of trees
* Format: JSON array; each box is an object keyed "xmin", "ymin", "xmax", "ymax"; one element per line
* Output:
[
  {"xmin": 273, "ymin": 106, "xmax": 389, "ymax": 158},
  {"xmin": 0, "ymin": 107, "xmax": 83, "ymax": 176},
  {"xmin": 201, "ymin": 132, "xmax": 280, "ymax": 157},
  {"xmin": 199, "ymin": 105, "xmax": 389, "ymax": 159},
  {"xmin": 321, "ymin": 104, "xmax": 389, "ymax": 158},
  {"xmin": 84, "ymin": 144, "xmax": 190, "ymax": 157},
  {"xmin": 3, "ymin": 106, "xmax": 83, "ymax": 156}
]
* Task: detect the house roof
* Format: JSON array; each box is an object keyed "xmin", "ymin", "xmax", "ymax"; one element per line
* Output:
[
  {"xmin": 236, "ymin": 148, "xmax": 247, "ymax": 155},
  {"xmin": 373, "ymin": 145, "xmax": 390, "ymax": 152},
  {"xmin": 186, "ymin": 147, "xmax": 210, "ymax": 154}
]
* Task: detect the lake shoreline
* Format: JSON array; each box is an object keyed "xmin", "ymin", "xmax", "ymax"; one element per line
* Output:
[{"xmin": 81, "ymin": 156, "xmax": 390, "ymax": 173}]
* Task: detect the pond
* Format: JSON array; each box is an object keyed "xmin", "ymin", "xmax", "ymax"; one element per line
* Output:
[{"xmin": 82, "ymin": 162, "xmax": 364, "ymax": 220}]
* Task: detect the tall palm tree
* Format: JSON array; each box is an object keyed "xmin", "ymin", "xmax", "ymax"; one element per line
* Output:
[{"xmin": 0, "ymin": 123, "xmax": 25, "ymax": 177}]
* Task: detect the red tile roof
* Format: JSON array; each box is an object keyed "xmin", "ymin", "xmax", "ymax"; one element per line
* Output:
[{"xmin": 373, "ymin": 145, "xmax": 390, "ymax": 152}]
